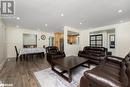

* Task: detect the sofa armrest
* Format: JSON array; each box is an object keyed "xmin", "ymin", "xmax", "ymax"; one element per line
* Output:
[
  {"xmin": 78, "ymin": 51, "xmax": 85, "ymax": 56},
  {"xmin": 57, "ymin": 51, "xmax": 66, "ymax": 57},
  {"xmin": 57, "ymin": 51, "xmax": 65, "ymax": 54},
  {"xmin": 80, "ymin": 71, "xmax": 122, "ymax": 87},
  {"xmin": 106, "ymin": 55, "xmax": 124, "ymax": 64},
  {"xmin": 99, "ymin": 55, "xmax": 107, "ymax": 64}
]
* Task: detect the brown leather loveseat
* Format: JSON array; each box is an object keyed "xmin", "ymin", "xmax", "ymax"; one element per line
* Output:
[
  {"xmin": 78, "ymin": 46, "xmax": 107, "ymax": 64},
  {"xmin": 80, "ymin": 52, "xmax": 130, "ymax": 87}
]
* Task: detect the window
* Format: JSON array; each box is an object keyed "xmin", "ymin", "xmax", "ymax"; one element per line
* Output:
[
  {"xmin": 90, "ymin": 34, "xmax": 103, "ymax": 47},
  {"xmin": 49, "ymin": 37, "xmax": 54, "ymax": 46}
]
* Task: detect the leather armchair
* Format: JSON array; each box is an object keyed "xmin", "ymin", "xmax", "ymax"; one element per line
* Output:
[
  {"xmin": 46, "ymin": 46, "xmax": 66, "ymax": 65},
  {"xmin": 80, "ymin": 52, "xmax": 130, "ymax": 87}
]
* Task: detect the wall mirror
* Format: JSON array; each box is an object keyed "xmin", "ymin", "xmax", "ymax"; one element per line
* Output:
[
  {"xmin": 23, "ymin": 34, "xmax": 37, "ymax": 48},
  {"xmin": 90, "ymin": 34, "xmax": 103, "ymax": 47},
  {"xmin": 67, "ymin": 31, "xmax": 80, "ymax": 45},
  {"xmin": 109, "ymin": 35, "xmax": 115, "ymax": 48}
]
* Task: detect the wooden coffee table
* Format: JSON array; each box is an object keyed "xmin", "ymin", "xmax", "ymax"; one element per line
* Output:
[{"xmin": 51, "ymin": 56, "xmax": 90, "ymax": 82}]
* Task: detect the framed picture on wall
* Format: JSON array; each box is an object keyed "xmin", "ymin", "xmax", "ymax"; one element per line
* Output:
[
  {"xmin": 109, "ymin": 35, "xmax": 115, "ymax": 48},
  {"xmin": 23, "ymin": 34, "xmax": 37, "ymax": 48}
]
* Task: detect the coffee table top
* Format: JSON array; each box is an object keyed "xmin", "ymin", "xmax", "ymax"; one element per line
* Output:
[{"xmin": 52, "ymin": 56, "xmax": 88, "ymax": 69}]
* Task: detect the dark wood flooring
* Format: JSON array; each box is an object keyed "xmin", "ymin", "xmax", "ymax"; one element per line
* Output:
[{"xmin": 0, "ymin": 57, "xmax": 50, "ymax": 87}]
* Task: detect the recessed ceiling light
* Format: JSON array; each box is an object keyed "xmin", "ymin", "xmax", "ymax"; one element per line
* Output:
[
  {"xmin": 118, "ymin": 10, "xmax": 123, "ymax": 13},
  {"xmin": 120, "ymin": 20, "xmax": 123, "ymax": 23},
  {"xmin": 45, "ymin": 24, "xmax": 48, "ymax": 27},
  {"xmin": 80, "ymin": 22, "xmax": 82, "ymax": 25},
  {"xmin": 16, "ymin": 17, "xmax": 20, "ymax": 20},
  {"xmin": 16, "ymin": 25, "xmax": 19, "ymax": 28},
  {"xmin": 61, "ymin": 13, "xmax": 64, "ymax": 17}
]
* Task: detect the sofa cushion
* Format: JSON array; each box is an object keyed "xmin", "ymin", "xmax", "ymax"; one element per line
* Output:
[
  {"xmin": 84, "ymin": 46, "xmax": 106, "ymax": 52},
  {"xmin": 84, "ymin": 51, "xmax": 105, "ymax": 60},
  {"xmin": 78, "ymin": 53, "xmax": 87, "ymax": 58},
  {"xmin": 49, "ymin": 50, "xmax": 57, "ymax": 54},
  {"xmin": 101, "ymin": 65, "xmax": 120, "ymax": 77},
  {"xmin": 86, "ymin": 55, "xmax": 99, "ymax": 60},
  {"xmin": 47, "ymin": 46, "xmax": 58, "ymax": 54},
  {"xmin": 84, "ymin": 65, "xmax": 122, "ymax": 87},
  {"xmin": 51, "ymin": 54, "xmax": 65, "ymax": 59},
  {"xmin": 107, "ymin": 56, "xmax": 123, "ymax": 64},
  {"xmin": 105, "ymin": 62, "xmax": 121, "ymax": 70}
]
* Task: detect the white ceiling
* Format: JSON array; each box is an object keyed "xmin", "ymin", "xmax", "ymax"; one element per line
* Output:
[{"xmin": 3, "ymin": 0, "xmax": 130, "ymax": 32}]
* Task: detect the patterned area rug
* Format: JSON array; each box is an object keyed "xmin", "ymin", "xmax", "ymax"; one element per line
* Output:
[{"xmin": 34, "ymin": 66, "xmax": 95, "ymax": 87}]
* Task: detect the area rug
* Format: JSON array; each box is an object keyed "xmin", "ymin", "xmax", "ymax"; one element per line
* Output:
[{"xmin": 34, "ymin": 65, "xmax": 95, "ymax": 87}]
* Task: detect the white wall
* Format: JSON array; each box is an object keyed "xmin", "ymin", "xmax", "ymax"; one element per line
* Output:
[
  {"xmin": 80, "ymin": 27, "xmax": 115, "ymax": 51},
  {"xmin": 6, "ymin": 27, "xmax": 54, "ymax": 58},
  {"xmin": 89, "ymin": 30, "xmax": 115, "ymax": 55},
  {"xmin": 6, "ymin": 22, "xmax": 130, "ymax": 58},
  {"xmin": 115, "ymin": 22, "xmax": 130, "ymax": 57},
  {"xmin": 80, "ymin": 22, "xmax": 130, "ymax": 57},
  {"xmin": 0, "ymin": 18, "xmax": 7, "ymax": 70},
  {"xmin": 64, "ymin": 26, "xmax": 80, "ymax": 56}
]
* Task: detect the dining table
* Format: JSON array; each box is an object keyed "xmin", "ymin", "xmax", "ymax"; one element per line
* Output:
[{"xmin": 18, "ymin": 48, "xmax": 46, "ymax": 57}]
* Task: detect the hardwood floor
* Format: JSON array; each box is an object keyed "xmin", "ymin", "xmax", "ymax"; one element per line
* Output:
[{"xmin": 0, "ymin": 57, "xmax": 50, "ymax": 87}]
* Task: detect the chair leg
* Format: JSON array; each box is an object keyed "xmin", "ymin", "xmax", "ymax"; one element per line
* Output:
[
  {"xmin": 41, "ymin": 53, "xmax": 43, "ymax": 59},
  {"xmin": 31, "ymin": 55, "xmax": 33, "ymax": 61},
  {"xmin": 16, "ymin": 55, "xmax": 18, "ymax": 61},
  {"xmin": 41, "ymin": 52, "xmax": 44, "ymax": 59},
  {"xmin": 26, "ymin": 54, "xmax": 29, "ymax": 61},
  {"xmin": 20, "ymin": 57, "xmax": 22, "ymax": 61},
  {"xmin": 23, "ymin": 55, "xmax": 26, "ymax": 61}
]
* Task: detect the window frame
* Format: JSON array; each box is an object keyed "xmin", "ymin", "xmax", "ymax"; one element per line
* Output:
[{"xmin": 90, "ymin": 34, "xmax": 103, "ymax": 47}]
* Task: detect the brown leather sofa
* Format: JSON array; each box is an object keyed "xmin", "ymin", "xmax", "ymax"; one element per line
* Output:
[
  {"xmin": 78, "ymin": 46, "xmax": 107, "ymax": 64},
  {"xmin": 80, "ymin": 52, "xmax": 130, "ymax": 87},
  {"xmin": 46, "ymin": 46, "xmax": 66, "ymax": 65}
]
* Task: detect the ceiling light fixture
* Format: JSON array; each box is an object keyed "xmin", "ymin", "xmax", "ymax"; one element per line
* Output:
[
  {"xmin": 61, "ymin": 13, "xmax": 64, "ymax": 17},
  {"xmin": 80, "ymin": 22, "xmax": 82, "ymax": 25},
  {"xmin": 120, "ymin": 20, "xmax": 123, "ymax": 23},
  {"xmin": 118, "ymin": 10, "xmax": 123, "ymax": 13},
  {"xmin": 16, "ymin": 17, "xmax": 20, "ymax": 20},
  {"xmin": 16, "ymin": 25, "xmax": 19, "ymax": 28},
  {"xmin": 45, "ymin": 24, "xmax": 48, "ymax": 27}
]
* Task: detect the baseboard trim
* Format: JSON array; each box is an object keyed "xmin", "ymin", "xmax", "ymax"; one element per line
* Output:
[{"xmin": 0, "ymin": 58, "xmax": 7, "ymax": 70}]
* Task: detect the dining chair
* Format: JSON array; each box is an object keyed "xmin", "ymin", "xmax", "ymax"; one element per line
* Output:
[{"xmin": 15, "ymin": 46, "xmax": 19, "ymax": 61}]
